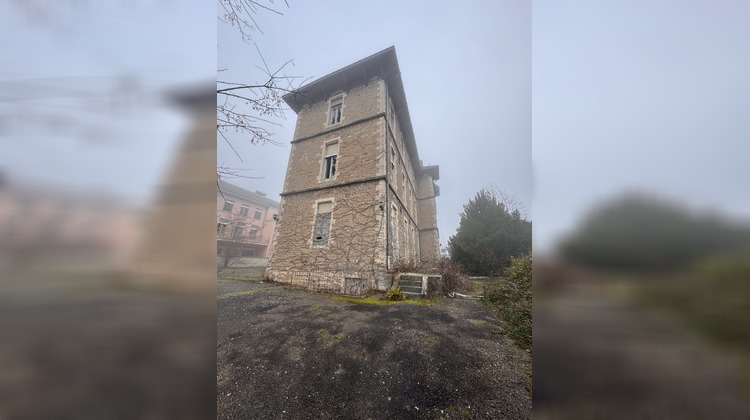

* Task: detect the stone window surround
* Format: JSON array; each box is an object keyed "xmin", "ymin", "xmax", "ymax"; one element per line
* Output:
[
  {"xmin": 326, "ymin": 91, "xmax": 346, "ymax": 127},
  {"xmin": 320, "ymin": 138, "xmax": 340, "ymax": 183},
  {"xmin": 311, "ymin": 198, "xmax": 335, "ymax": 248}
]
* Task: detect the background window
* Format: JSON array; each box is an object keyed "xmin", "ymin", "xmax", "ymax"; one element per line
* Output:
[
  {"xmin": 249, "ymin": 225, "xmax": 259, "ymax": 239},
  {"xmin": 254, "ymin": 208, "xmax": 263, "ymax": 219},
  {"xmin": 223, "ymin": 199, "xmax": 234, "ymax": 212},
  {"xmin": 217, "ymin": 218, "xmax": 229, "ymax": 235},
  {"xmin": 233, "ymin": 222, "xmax": 245, "ymax": 240},
  {"xmin": 239, "ymin": 204, "xmax": 249, "ymax": 216}
]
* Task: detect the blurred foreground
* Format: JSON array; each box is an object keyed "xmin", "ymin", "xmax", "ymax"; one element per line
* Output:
[
  {"xmin": 534, "ymin": 194, "xmax": 750, "ymax": 419},
  {"xmin": 0, "ymin": 83, "xmax": 217, "ymax": 417}
]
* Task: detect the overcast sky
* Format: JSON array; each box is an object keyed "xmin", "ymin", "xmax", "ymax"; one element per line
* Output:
[
  {"xmin": 4, "ymin": 1, "xmax": 747, "ymax": 254},
  {"xmin": 1, "ymin": 1, "xmax": 214, "ymax": 204},
  {"xmin": 218, "ymin": 0, "xmax": 532, "ymax": 251},
  {"xmin": 533, "ymin": 0, "xmax": 750, "ymax": 252}
]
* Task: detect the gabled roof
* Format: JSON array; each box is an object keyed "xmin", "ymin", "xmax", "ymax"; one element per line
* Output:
[
  {"xmin": 217, "ymin": 180, "xmax": 279, "ymax": 209},
  {"xmin": 282, "ymin": 46, "xmax": 430, "ymax": 178}
]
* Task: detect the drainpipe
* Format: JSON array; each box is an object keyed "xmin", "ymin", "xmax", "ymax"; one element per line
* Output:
[{"xmin": 384, "ymin": 78, "xmax": 391, "ymax": 270}]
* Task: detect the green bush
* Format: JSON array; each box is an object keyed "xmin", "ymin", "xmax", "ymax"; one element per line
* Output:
[
  {"xmin": 386, "ymin": 287, "xmax": 407, "ymax": 301},
  {"xmin": 483, "ymin": 254, "xmax": 532, "ymax": 350}
]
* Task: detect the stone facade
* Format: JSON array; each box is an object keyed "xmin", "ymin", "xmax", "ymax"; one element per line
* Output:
[{"xmin": 266, "ymin": 47, "xmax": 439, "ymax": 294}]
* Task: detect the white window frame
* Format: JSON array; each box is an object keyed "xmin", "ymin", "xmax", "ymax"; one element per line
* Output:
[
  {"xmin": 254, "ymin": 208, "xmax": 263, "ymax": 219},
  {"xmin": 233, "ymin": 222, "xmax": 245, "ymax": 240},
  {"xmin": 239, "ymin": 204, "xmax": 249, "ymax": 217},
  {"xmin": 321, "ymin": 140, "xmax": 339, "ymax": 181},
  {"xmin": 217, "ymin": 218, "xmax": 229, "ymax": 235},
  {"xmin": 328, "ymin": 93, "xmax": 344, "ymax": 126},
  {"xmin": 223, "ymin": 199, "xmax": 234, "ymax": 212}
]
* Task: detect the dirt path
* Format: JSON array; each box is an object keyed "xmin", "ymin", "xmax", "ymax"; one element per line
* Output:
[{"xmin": 217, "ymin": 280, "xmax": 531, "ymax": 419}]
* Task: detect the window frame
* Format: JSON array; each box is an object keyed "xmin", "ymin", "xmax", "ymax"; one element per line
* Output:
[
  {"xmin": 328, "ymin": 93, "xmax": 344, "ymax": 126},
  {"xmin": 232, "ymin": 222, "xmax": 245, "ymax": 240},
  {"xmin": 254, "ymin": 208, "xmax": 263, "ymax": 219},
  {"xmin": 217, "ymin": 218, "xmax": 229, "ymax": 235},
  {"xmin": 239, "ymin": 204, "xmax": 249, "ymax": 217},
  {"xmin": 222, "ymin": 199, "xmax": 234, "ymax": 212},
  {"xmin": 321, "ymin": 141, "xmax": 339, "ymax": 181},
  {"xmin": 312, "ymin": 201, "xmax": 333, "ymax": 247}
]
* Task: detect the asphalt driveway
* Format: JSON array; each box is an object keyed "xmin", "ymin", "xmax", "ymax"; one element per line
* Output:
[{"xmin": 217, "ymin": 279, "xmax": 531, "ymax": 419}]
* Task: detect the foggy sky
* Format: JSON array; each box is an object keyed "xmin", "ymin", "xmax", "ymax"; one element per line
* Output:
[{"xmin": 218, "ymin": 0, "xmax": 532, "ymax": 250}]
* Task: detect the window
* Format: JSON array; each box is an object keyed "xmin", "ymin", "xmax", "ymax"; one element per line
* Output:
[
  {"xmin": 254, "ymin": 208, "xmax": 263, "ymax": 219},
  {"xmin": 323, "ymin": 142, "xmax": 338, "ymax": 179},
  {"xmin": 391, "ymin": 205, "xmax": 398, "ymax": 261},
  {"xmin": 404, "ymin": 217, "xmax": 409, "ymax": 259},
  {"xmin": 390, "ymin": 148, "xmax": 396, "ymax": 182},
  {"xmin": 233, "ymin": 222, "xmax": 245, "ymax": 240},
  {"xmin": 249, "ymin": 225, "xmax": 259, "ymax": 240},
  {"xmin": 222, "ymin": 199, "xmax": 234, "ymax": 212},
  {"xmin": 402, "ymin": 173, "xmax": 406, "ymax": 196},
  {"xmin": 329, "ymin": 95, "xmax": 343, "ymax": 125},
  {"xmin": 217, "ymin": 218, "xmax": 229, "ymax": 235},
  {"xmin": 242, "ymin": 249, "xmax": 255, "ymax": 257},
  {"xmin": 313, "ymin": 202, "xmax": 332, "ymax": 246},
  {"xmin": 239, "ymin": 204, "xmax": 249, "ymax": 217}
]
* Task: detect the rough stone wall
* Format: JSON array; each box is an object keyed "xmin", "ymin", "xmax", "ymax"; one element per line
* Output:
[
  {"xmin": 269, "ymin": 70, "xmax": 440, "ymax": 292},
  {"xmin": 283, "ymin": 118, "xmax": 385, "ymax": 193},
  {"xmin": 266, "ymin": 181, "xmax": 389, "ymax": 292},
  {"xmin": 292, "ymin": 79, "xmax": 385, "ymax": 141},
  {"xmin": 416, "ymin": 174, "xmax": 440, "ymax": 262}
]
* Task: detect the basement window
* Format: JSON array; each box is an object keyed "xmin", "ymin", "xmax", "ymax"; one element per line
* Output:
[
  {"xmin": 313, "ymin": 201, "xmax": 332, "ymax": 246},
  {"xmin": 329, "ymin": 95, "xmax": 343, "ymax": 125},
  {"xmin": 323, "ymin": 142, "xmax": 338, "ymax": 179}
]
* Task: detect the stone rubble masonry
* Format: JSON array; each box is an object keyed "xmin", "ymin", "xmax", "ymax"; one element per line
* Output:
[{"xmin": 267, "ymin": 51, "xmax": 439, "ymax": 294}]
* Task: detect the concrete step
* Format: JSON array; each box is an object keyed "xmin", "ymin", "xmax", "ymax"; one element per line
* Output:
[
  {"xmin": 400, "ymin": 285, "xmax": 422, "ymax": 294},
  {"xmin": 403, "ymin": 291, "xmax": 424, "ymax": 299},
  {"xmin": 399, "ymin": 280, "xmax": 423, "ymax": 288}
]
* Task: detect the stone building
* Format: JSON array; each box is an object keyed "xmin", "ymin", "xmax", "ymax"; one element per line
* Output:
[{"xmin": 266, "ymin": 47, "xmax": 440, "ymax": 294}]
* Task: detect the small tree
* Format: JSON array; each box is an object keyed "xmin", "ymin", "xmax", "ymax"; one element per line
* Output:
[{"xmin": 448, "ymin": 188, "xmax": 531, "ymax": 276}]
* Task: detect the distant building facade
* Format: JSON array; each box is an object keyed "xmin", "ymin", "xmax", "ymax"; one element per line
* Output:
[
  {"xmin": 266, "ymin": 47, "xmax": 440, "ymax": 294},
  {"xmin": 217, "ymin": 180, "xmax": 279, "ymax": 262}
]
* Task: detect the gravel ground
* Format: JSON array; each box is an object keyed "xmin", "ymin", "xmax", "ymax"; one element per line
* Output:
[{"xmin": 217, "ymin": 279, "xmax": 532, "ymax": 419}]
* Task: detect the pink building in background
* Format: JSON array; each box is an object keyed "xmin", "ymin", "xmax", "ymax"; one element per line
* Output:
[{"xmin": 217, "ymin": 180, "xmax": 279, "ymax": 260}]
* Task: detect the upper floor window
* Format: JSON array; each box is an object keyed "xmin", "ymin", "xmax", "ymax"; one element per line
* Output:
[
  {"xmin": 329, "ymin": 95, "xmax": 343, "ymax": 125},
  {"xmin": 239, "ymin": 204, "xmax": 249, "ymax": 217},
  {"xmin": 254, "ymin": 208, "xmax": 263, "ymax": 219},
  {"xmin": 390, "ymin": 148, "xmax": 396, "ymax": 183},
  {"xmin": 223, "ymin": 199, "xmax": 234, "ymax": 212},
  {"xmin": 323, "ymin": 142, "xmax": 338, "ymax": 179},
  {"xmin": 249, "ymin": 225, "xmax": 259, "ymax": 239}
]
